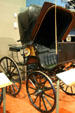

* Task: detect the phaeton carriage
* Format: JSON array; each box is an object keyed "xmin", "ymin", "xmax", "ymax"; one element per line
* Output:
[{"xmin": 0, "ymin": 2, "xmax": 75, "ymax": 113}]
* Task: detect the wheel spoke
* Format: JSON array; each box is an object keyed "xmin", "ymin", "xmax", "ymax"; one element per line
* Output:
[
  {"xmin": 43, "ymin": 94, "xmax": 52, "ymax": 107},
  {"xmin": 11, "ymin": 85, "xmax": 15, "ymax": 94},
  {"xmin": 30, "ymin": 91, "xmax": 36, "ymax": 95},
  {"xmin": 1, "ymin": 60, "xmax": 7, "ymax": 72},
  {"xmin": 11, "ymin": 67, "xmax": 16, "ymax": 74},
  {"xmin": 32, "ymin": 75, "xmax": 39, "ymax": 86},
  {"xmin": 60, "ymin": 81, "xmax": 65, "ymax": 86},
  {"xmin": 29, "ymin": 79, "xmax": 36, "ymax": 87},
  {"xmin": 39, "ymin": 96, "xmax": 41, "ymax": 109},
  {"xmin": 11, "ymin": 72, "xmax": 19, "ymax": 77},
  {"xmin": 39, "ymin": 76, "xmax": 47, "ymax": 85},
  {"xmin": 71, "ymin": 86, "xmax": 73, "ymax": 93},
  {"xmin": 2, "ymin": 60, "xmax": 6, "ymax": 69},
  {"xmin": 6, "ymin": 58, "xmax": 8, "ymax": 70},
  {"xmin": 33, "ymin": 95, "xmax": 38, "ymax": 104},
  {"xmin": 9, "ymin": 61, "xmax": 12, "ymax": 71},
  {"xmin": 41, "ymin": 95, "xmax": 47, "ymax": 111},
  {"xmin": 43, "ymin": 86, "xmax": 52, "ymax": 91},
  {"xmin": 65, "ymin": 86, "xmax": 69, "ymax": 91},
  {"xmin": 44, "ymin": 92, "xmax": 54, "ymax": 100},
  {"xmin": 11, "ymin": 81, "xmax": 19, "ymax": 90},
  {"xmin": 42, "ymin": 79, "xmax": 47, "ymax": 84},
  {"xmin": 0, "ymin": 64, "xmax": 6, "ymax": 72},
  {"xmin": 29, "ymin": 86, "xmax": 36, "ymax": 90}
]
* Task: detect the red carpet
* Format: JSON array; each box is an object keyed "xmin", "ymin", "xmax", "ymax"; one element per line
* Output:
[{"xmin": 0, "ymin": 82, "xmax": 75, "ymax": 113}]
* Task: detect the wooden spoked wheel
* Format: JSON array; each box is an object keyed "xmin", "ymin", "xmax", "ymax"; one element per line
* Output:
[
  {"xmin": 26, "ymin": 71, "xmax": 56, "ymax": 113},
  {"xmin": 0, "ymin": 56, "xmax": 21, "ymax": 96}
]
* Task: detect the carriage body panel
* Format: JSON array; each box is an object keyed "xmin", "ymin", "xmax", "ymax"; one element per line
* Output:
[{"xmin": 58, "ymin": 42, "xmax": 75, "ymax": 63}]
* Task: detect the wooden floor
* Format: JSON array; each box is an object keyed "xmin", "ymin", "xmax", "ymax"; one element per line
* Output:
[{"xmin": 0, "ymin": 82, "xmax": 75, "ymax": 113}]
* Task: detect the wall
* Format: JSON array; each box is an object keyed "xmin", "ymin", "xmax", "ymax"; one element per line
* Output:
[{"xmin": 0, "ymin": 0, "xmax": 26, "ymax": 57}]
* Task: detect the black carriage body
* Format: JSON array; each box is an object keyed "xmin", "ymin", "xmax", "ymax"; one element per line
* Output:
[
  {"xmin": 29, "ymin": 2, "xmax": 75, "ymax": 64},
  {"xmin": 7, "ymin": 2, "xmax": 75, "ymax": 113},
  {"xmin": 18, "ymin": 3, "xmax": 75, "ymax": 113}
]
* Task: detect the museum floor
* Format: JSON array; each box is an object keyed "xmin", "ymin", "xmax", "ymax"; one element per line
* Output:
[{"xmin": 0, "ymin": 81, "xmax": 75, "ymax": 113}]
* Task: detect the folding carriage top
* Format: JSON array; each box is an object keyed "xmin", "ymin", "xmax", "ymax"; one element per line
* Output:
[
  {"xmin": 30, "ymin": 2, "xmax": 75, "ymax": 64},
  {"xmin": 18, "ymin": 2, "xmax": 75, "ymax": 66},
  {"xmin": 30, "ymin": 2, "xmax": 75, "ymax": 47}
]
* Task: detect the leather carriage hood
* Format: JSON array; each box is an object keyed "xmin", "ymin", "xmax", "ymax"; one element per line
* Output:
[
  {"xmin": 28, "ymin": 5, "xmax": 41, "ymax": 21},
  {"xmin": 18, "ymin": 5, "xmax": 41, "ymax": 44},
  {"xmin": 18, "ymin": 2, "xmax": 75, "ymax": 47},
  {"xmin": 31, "ymin": 2, "xmax": 75, "ymax": 49}
]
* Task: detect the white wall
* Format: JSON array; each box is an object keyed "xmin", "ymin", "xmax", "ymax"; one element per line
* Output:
[{"xmin": 0, "ymin": 0, "xmax": 26, "ymax": 57}]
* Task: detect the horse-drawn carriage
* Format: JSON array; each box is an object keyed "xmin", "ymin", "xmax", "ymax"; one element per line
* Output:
[{"xmin": 0, "ymin": 2, "xmax": 75, "ymax": 113}]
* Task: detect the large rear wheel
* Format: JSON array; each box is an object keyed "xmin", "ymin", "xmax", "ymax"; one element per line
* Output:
[{"xmin": 26, "ymin": 71, "xmax": 56, "ymax": 113}]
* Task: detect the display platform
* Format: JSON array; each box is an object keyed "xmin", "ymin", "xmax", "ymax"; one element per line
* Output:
[
  {"xmin": 0, "ymin": 73, "xmax": 12, "ymax": 88},
  {"xmin": 56, "ymin": 69, "xmax": 75, "ymax": 86},
  {"xmin": 0, "ymin": 73, "xmax": 12, "ymax": 113},
  {"xmin": 56, "ymin": 69, "xmax": 75, "ymax": 113},
  {"xmin": 0, "ymin": 81, "xmax": 74, "ymax": 113}
]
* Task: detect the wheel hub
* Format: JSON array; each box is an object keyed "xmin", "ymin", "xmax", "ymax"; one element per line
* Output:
[
  {"xmin": 6, "ymin": 70, "xmax": 12, "ymax": 79},
  {"xmin": 35, "ymin": 89, "xmax": 43, "ymax": 96}
]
